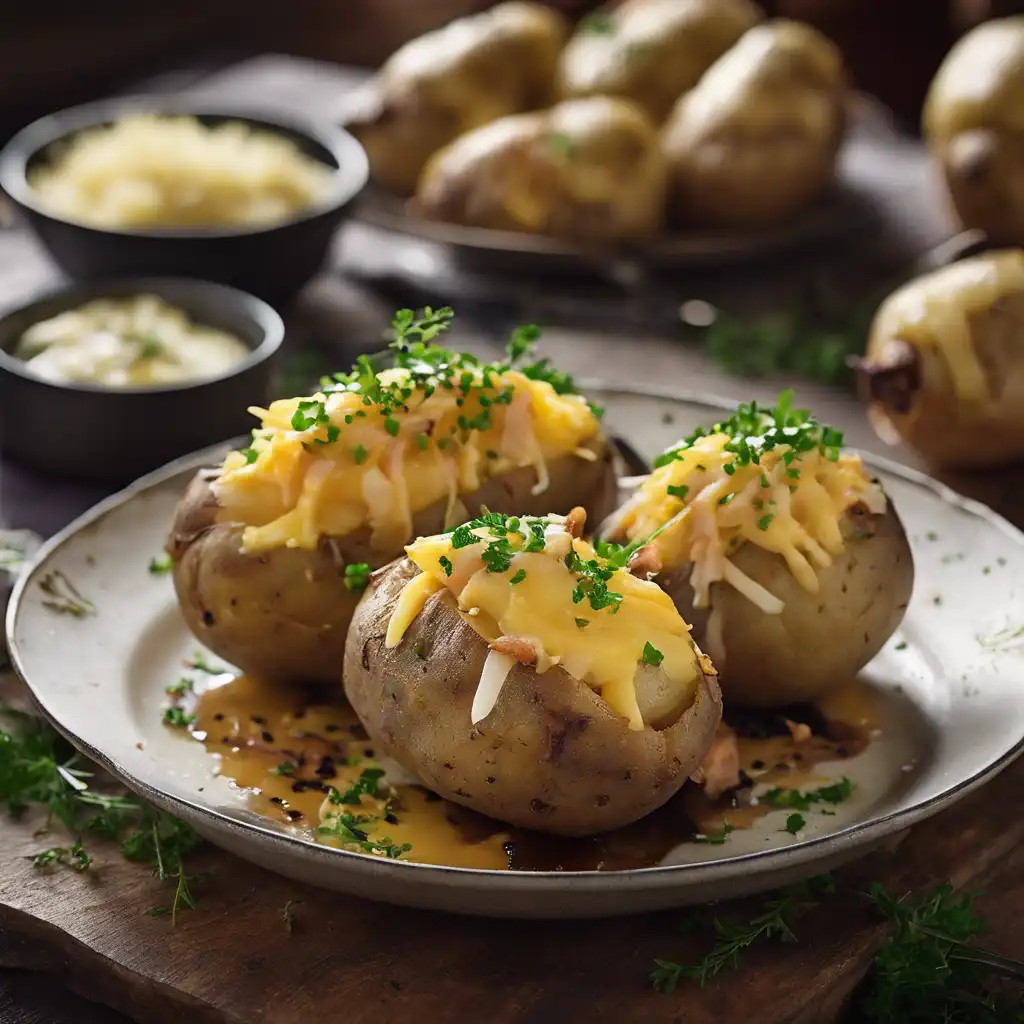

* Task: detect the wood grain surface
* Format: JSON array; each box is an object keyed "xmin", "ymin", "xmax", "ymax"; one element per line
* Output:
[
  {"xmin": 2, "ymin": 658, "xmax": 1023, "ymax": 1024},
  {"xmin": 2, "ymin": 47, "xmax": 1023, "ymax": 1024}
]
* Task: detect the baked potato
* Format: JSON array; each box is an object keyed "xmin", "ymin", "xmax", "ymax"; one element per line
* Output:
[
  {"xmin": 167, "ymin": 308, "xmax": 618, "ymax": 685},
  {"xmin": 343, "ymin": 509, "xmax": 722, "ymax": 836},
  {"xmin": 602, "ymin": 392, "xmax": 914, "ymax": 708},
  {"xmin": 413, "ymin": 96, "xmax": 668, "ymax": 243},
  {"xmin": 923, "ymin": 17, "xmax": 1024, "ymax": 247},
  {"xmin": 557, "ymin": 0, "xmax": 764, "ymax": 124},
  {"xmin": 662, "ymin": 19, "xmax": 846, "ymax": 230},
  {"xmin": 853, "ymin": 249, "xmax": 1024, "ymax": 470},
  {"xmin": 346, "ymin": 2, "xmax": 570, "ymax": 196}
]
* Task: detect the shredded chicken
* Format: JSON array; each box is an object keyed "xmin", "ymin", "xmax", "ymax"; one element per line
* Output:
[
  {"xmin": 785, "ymin": 719, "xmax": 812, "ymax": 744},
  {"xmin": 691, "ymin": 723, "xmax": 741, "ymax": 800},
  {"xmin": 627, "ymin": 544, "xmax": 662, "ymax": 579},
  {"xmin": 489, "ymin": 635, "xmax": 538, "ymax": 665},
  {"xmin": 565, "ymin": 506, "xmax": 587, "ymax": 539}
]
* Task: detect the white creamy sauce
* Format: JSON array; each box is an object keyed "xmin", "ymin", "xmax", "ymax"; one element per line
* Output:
[{"xmin": 15, "ymin": 294, "xmax": 249, "ymax": 388}]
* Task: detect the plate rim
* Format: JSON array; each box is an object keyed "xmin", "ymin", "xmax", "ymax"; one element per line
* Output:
[{"xmin": 8, "ymin": 382, "xmax": 1024, "ymax": 895}]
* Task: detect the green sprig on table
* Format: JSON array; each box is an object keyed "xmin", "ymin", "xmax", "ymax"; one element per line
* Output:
[
  {"xmin": 1, "ymin": 706, "xmax": 202, "ymax": 923},
  {"xmin": 653, "ymin": 876, "xmax": 1024, "ymax": 1021}
]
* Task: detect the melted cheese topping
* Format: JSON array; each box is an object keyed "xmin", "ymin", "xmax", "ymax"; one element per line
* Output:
[
  {"xmin": 387, "ymin": 517, "xmax": 705, "ymax": 731},
  {"xmin": 869, "ymin": 249, "xmax": 1024, "ymax": 404},
  {"xmin": 613, "ymin": 433, "xmax": 883, "ymax": 613},
  {"xmin": 213, "ymin": 368, "xmax": 600, "ymax": 554}
]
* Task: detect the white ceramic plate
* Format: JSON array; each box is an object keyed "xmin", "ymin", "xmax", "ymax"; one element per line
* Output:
[{"xmin": 8, "ymin": 387, "xmax": 1024, "ymax": 918}]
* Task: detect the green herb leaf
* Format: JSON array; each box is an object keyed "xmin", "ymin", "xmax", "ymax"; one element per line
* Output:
[
  {"xmin": 148, "ymin": 553, "xmax": 173, "ymax": 575},
  {"xmin": 784, "ymin": 813, "xmax": 805, "ymax": 834},
  {"xmin": 344, "ymin": 563, "xmax": 370, "ymax": 591},
  {"xmin": 642, "ymin": 642, "xmax": 664, "ymax": 666}
]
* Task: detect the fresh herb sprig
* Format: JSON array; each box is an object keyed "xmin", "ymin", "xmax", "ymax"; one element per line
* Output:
[
  {"xmin": 653, "ymin": 390, "xmax": 844, "ymax": 471},
  {"xmin": 1, "ymin": 709, "xmax": 202, "ymax": 922},
  {"xmin": 240, "ymin": 307, "xmax": 596, "ymax": 465},
  {"xmin": 652, "ymin": 875, "xmax": 837, "ymax": 991}
]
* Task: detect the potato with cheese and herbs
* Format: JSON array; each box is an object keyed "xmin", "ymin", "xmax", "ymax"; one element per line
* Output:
[
  {"xmin": 923, "ymin": 17, "xmax": 1024, "ymax": 248},
  {"xmin": 347, "ymin": 2, "xmax": 569, "ymax": 196},
  {"xmin": 343, "ymin": 509, "xmax": 722, "ymax": 836},
  {"xmin": 853, "ymin": 249, "xmax": 1024, "ymax": 470},
  {"xmin": 602, "ymin": 393, "xmax": 913, "ymax": 708},
  {"xmin": 166, "ymin": 307, "xmax": 616, "ymax": 685},
  {"xmin": 661, "ymin": 19, "xmax": 846, "ymax": 230},
  {"xmin": 556, "ymin": 0, "xmax": 764, "ymax": 125},
  {"xmin": 413, "ymin": 96, "xmax": 668, "ymax": 244}
]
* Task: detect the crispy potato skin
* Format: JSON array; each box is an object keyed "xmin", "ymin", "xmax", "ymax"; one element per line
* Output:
[
  {"xmin": 344, "ymin": 559, "xmax": 723, "ymax": 836},
  {"xmin": 167, "ymin": 439, "xmax": 618, "ymax": 684},
  {"xmin": 413, "ymin": 97, "xmax": 668, "ymax": 244},
  {"xmin": 658, "ymin": 504, "xmax": 913, "ymax": 708},
  {"xmin": 661, "ymin": 20, "xmax": 845, "ymax": 230}
]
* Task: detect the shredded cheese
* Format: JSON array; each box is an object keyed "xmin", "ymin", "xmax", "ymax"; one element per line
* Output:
[
  {"xmin": 387, "ymin": 515, "xmax": 706, "ymax": 730},
  {"xmin": 615, "ymin": 430, "xmax": 880, "ymax": 614},
  {"xmin": 212, "ymin": 366, "xmax": 600, "ymax": 555}
]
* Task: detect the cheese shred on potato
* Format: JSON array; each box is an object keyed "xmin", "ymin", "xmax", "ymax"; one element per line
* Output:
[
  {"xmin": 389, "ymin": 512, "xmax": 710, "ymax": 731},
  {"xmin": 610, "ymin": 392, "xmax": 884, "ymax": 615}
]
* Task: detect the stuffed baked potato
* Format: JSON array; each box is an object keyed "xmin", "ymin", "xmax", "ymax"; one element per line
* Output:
[
  {"xmin": 167, "ymin": 308, "xmax": 617, "ymax": 685},
  {"xmin": 661, "ymin": 19, "xmax": 846, "ymax": 230},
  {"xmin": 343, "ymin": 509, "xmax": 722, "ymax": 836},
  {"xmin": 853, "ymin": 249, "xmax": 1024, "ymax": 470},
  {"xmin": 923, "ymin": 17, "xmax": 1024, "ymax": 247},
  {"xmin": 602, "ymin": 393, "xmax": 913, "ymax": 708},
  {"xmin": 413, "ymin": 96, "xmax": 668, "ymax": 243},
  {"xmin": 347, "ymin": 2, "xmax": 570, "ymax": 196},
  {"xmin": 557, "ymin": 0, "xmax": 764, "ymax": 124}
]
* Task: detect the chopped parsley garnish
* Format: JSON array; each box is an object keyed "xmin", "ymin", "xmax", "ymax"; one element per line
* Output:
[
  {"xmin": 694, "ymin": 824, "xmax": 734, "ymax": 845},
  {"xmin": 162, "ymin": 707, "xmax": 194, "ymax": 729},
  {"xmin": 343, "ymin": 563, "xmax": 370, "ymax": 592},
  {"xmin": 332, "ymin": 767, "xmax": 386, "ymax": 806},
  {"xmin": 438, "ymin": 556, "xmax": 454, "ymax": 577},
  {"xmin": 272, "ymin": 762, "xmax": 296, "ymax": 777},
  {"xmin": 653, "ymin": 391, "xmax": 844, "ymax": 472},
  {"xmin": 666, "ymin": 484, "xmax": 689, "ymax": 500},
  {"xmin": 784, "ymin": 813, "xmax": 806, "ymax": 834},
  {"xmin": 509, "ymin": 569, "xmax": 526, "ymax": 585},
  {"xmin": 444, "ymin": 513, "xmax": 626, "ymax": 614},
  {"xmin": 575, "ymin": 618, "xmax": 589, "ymax": 629},
  {"xmin": 761, "ymin": 777, "xmax": 853, "ymax": 812},
  {"xmin": 757, "ymin": 514, "xmax": 774, "ymax": 531},
  {"xmin": 316, "ymin": 814, "xmax": 411, "ymax": 859},
  {"xmin": 33, "ymin": 839, "xmax": 92, "ymax": 872},
  {"xmin": 352, "ymin": 444, "xmax": 368, "ymax": 464},
  {"xmin": 642, "ymin": 642, "xmax": 664, "ymax": 666},
  {"xmin": 148, "ymin": 553, "xmax": 173, "ymax": 575}
]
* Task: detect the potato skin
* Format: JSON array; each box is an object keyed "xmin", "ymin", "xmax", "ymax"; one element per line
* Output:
[
  {"xmin": 858, "ymin": 251, "xmax": 1024, "ymax": 470},
  {"xmin": 557, "ymin": 0, "xmax": 763, "ymax": 124},
  {"xmin": 344, "ymin": 559, "xmax": 723, "ymax": 836},
  {"xmin": 923, "ymin": 17, "xmax": 1024, "ymax": 247},
  {"xmin": 662, "ymin": 19, "xmax": 845, "ymax": 230},
  {"xmin": 658, "ymin": 504, "xmax": 913, "ymax": 708},
  {"xmin": 413, "ymin": 96, "xmax": 668, "ymax": 244},
  {"xmin": 349, "ymin": 2, "xmax": 569, "ymax": 196},
  {"xmin": 167, "ymin": 439, "xmax": 618, "ymax": 684}
]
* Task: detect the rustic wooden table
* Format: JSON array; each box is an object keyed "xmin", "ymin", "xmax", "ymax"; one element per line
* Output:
[{"xmin": 3, "ymin": 53, "xmax": 1024, "ymax": 1024}]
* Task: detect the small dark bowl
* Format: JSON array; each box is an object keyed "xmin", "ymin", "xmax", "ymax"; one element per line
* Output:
[
  {"xmin": 0, "ymin": 98, "xmax": 369, "ymax": 304},
  {"xmin": 0, "ymin": 278, "xmax": 284, "ymax": 486}
]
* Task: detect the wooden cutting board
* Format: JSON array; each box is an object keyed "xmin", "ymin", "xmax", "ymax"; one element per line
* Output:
[{"xmin": 2, "ymin": 672, "xmax": 1024, "ymax": 1024}]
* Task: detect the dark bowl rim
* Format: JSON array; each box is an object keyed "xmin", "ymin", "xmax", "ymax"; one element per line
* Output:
[
  {"xmin": 0, "ymin": 276, "xmax": 285, "ymax": 396},
  {"xmin": 0, "ymin": 96, "xmax": 369, "ymax": 240}
]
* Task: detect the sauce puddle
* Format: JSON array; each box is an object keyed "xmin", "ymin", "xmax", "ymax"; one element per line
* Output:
[{"xmin": 188, "ymin": 673, "xmax": 878, "ymax": 871}]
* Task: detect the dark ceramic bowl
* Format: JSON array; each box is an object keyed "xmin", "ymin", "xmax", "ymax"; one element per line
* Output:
[
  {"xmin": 0, "ymin": 278, "xmax": 284, "ymax": 485},
  {"xmin": 0, "ymin": 98, "xmax": 369, "ymax": 304}
]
